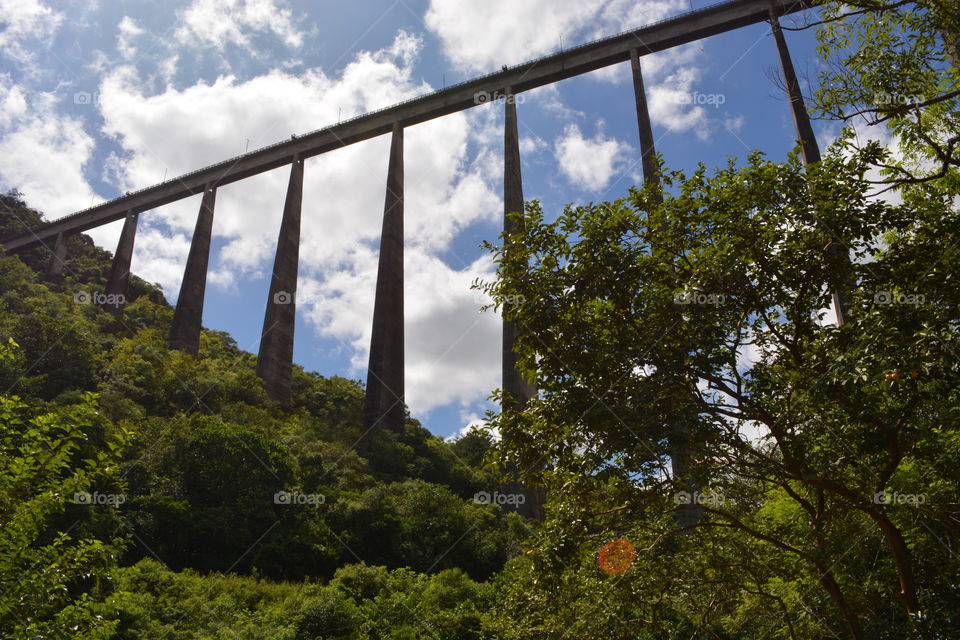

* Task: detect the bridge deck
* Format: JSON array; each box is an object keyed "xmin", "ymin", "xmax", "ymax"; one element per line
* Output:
[{"xmin": 1, "ymin": 0, "xmax": 809, "ymax": 253}]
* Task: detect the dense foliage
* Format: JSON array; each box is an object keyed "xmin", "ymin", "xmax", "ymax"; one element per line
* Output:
[
  {"xmin": 480, "ymin": 144, "xmax": 959, "ymax": 639},
  {"xmin": 0, "ymin": 190, "xmax": 531, "ymax": 639},
  {"xmin": 0, "ymin": 344, "xmax": 127, "ymax": 640},
  {"xmin": 107, "ymin": 558, "xmax": 499, "ymax": 640},
  {"xmin": 475, "ymin": 2, "xmax": 960, "ymax": 636}
]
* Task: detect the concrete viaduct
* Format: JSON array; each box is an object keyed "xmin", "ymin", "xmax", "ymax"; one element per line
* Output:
[{"xmin": 1, "ymin": 0, "xmax": 818, "ymax": 439}]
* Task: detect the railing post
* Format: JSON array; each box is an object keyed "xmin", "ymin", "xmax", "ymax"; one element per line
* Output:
[
  {"xmin": 363, "ymin": 122, "xmax": 406, "ymax": 433},
  {"xmin": 256, "ymin": 159, "xmax": 303, "ymax": 405},
  {"xmin": 169, "ymin": 187, "xmax": 216, "ymax": 356},
  {"xmin": 102, "ymin": 211, "xmax": 138, "ymax": 314}
]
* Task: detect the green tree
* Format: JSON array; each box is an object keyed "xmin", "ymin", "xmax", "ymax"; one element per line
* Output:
[
  {"xmin": 119, "ymin": 413, "xmax": 338, "ymax": 578},
  {"xmin": 480, "ymin": 144, "xmax": 959, "ymax": 638},
  {"xmin": 0, "ymin": 339, "xmax": 128, "ymax": 639},
  {"xmin": 810, "ymin": 0, "xmax": 960, "ymax": 192}
]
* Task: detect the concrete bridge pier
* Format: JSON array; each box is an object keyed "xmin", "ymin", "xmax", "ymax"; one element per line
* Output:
[
  {"xmin": 501, "ymin": 88, "xmax": 537, "ymax": 411},
  {"xmin": 500, "ymin": 88, "xmax": 545, "ymax": 521},
  {"xmin": 256, "ymin": 159, "xmax": 304, "ymax": 405},
  {"xmin": 46, "ymin": 232, "xmax": 67, "ymax": 277},
  {"xmin": 631, "ymin": 51, "xmax": 702, "ymax": 529},
  {"xmin": 363, "ymin": 122, "xmax": 406, "ymax": 434},
  {"xmin": 769, "ymin": 11, "xmax": 852, "ymax": 326},
  {"xmin": 102, "ymin": 212, "xmax": 138, "ymax": 314},
  {"xmin": 630, "ymin": 49, "xmax": 661, "ymax": 191},
  {"xmin": 770, "ymin": 14, "xmax": 821, "ymax": 165},
  {"xmin": 169, "ymin": 187, "xmax": 216, "ymax": 356}
]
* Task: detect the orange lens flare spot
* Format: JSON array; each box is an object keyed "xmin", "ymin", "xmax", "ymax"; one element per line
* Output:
[{"xmin": 598, "ymin": 538, "xmax": 636, "ymax": 574}]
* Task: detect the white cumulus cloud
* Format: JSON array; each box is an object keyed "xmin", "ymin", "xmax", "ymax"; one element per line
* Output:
[
  {"xmin": 0, "ymin": 75, "xmax": 100, "ymax": 220},
  {"xmin": 425, "ymin": 0, "xmax": 713, "ymax": 140},
  {"xmin": 555, "ymin": 123, "xmax": 630, "ymax": 192},
  {"xmin": 424, "ymin": 0, "xmax": 687, "ymax": 73},
  {"xmin": 0, "ymin": 0, "xmax": 63, "ymax": 67},
  {"xmin": 175, "ymin": 0, "xmax": 304, "ymax": 51},
  {"xmin": 648, "ymin": 66, "xmax": 710, "ymax": 139},
  {"xmin": 117, "ymin": 16, "xmax": 144, "ymax": 61}
]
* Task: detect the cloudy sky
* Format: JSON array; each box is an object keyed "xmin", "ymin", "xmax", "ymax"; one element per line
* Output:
[{"xmin": 0, "ymin": 0, "xmax": 824, "ymax": 438}]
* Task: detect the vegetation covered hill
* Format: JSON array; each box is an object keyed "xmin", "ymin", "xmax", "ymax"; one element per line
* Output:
[{"xmin": 0, "ymin": 189, "xmax": 532, "ymax": 639}]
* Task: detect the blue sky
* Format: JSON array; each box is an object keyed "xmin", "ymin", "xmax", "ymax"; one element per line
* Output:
[{"xmin": 0, "ymin": 0, "xmax": 827, "ymax": 438}]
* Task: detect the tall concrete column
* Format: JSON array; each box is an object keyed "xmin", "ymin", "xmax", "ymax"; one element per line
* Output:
[
  {"xmin": 501, "ymin": 88, "xmax": 544, "ymax": 521},
  {"xmin": 630, "ymin": 49, "xmax": 661, "ymax": 190},
  {"xmin": 771, "ymin": 12, "xmax": 852, "ymax": 326},
  {"xmin": 169, "ymin": 187, "xmax": 216, "ymax": 356},
  {"xmin": 102, "ymin": 212, "xmax": 138, "ymax": 314},
  {"xmin": 46, "ymin": 232, "xmax": 67, "ymax": 277},
  {"xmin": 256, "ymin": 160, "xmax": 303, "ymax": 405},
  {"xmin": 629, "ymin": 52, "xmax": 701, "ymax": 528},
  {"xmin": 770, "ymin": 13, "xmax": 820, "ymax": 165},
  {"xmin": 363, "ymin": 123, "xmax": 405, "ymax": 434},
  {"xmin": 502, "ymin": 88, "xmax": 537, "ymax": 411}
]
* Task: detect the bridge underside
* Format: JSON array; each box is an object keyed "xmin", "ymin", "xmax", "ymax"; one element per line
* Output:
[{"xmin": 0, "ymin": 0, "xmax": 808, "ymax": 255}]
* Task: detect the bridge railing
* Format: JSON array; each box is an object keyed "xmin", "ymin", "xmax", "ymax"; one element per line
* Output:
[{"xmin": 36, "ymin": 0, "xmax": 797, "ymax": 229}]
